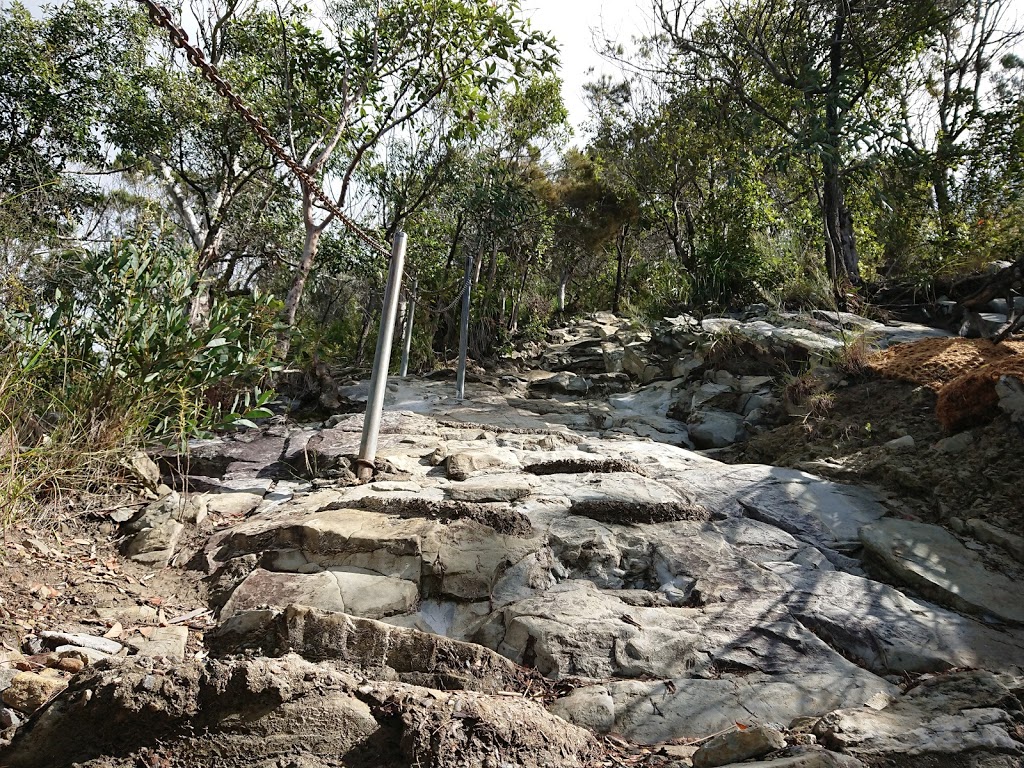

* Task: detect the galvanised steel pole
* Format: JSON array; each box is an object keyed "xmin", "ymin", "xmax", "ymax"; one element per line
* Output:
[
  {"xmin": 455, "ymin": 251, "xmax": 473, "ymax": 401},
  {"xmin": 357, "ymin": 231, "xmax": 407, "ymax": 482},
  {"xmin": 399, "ymin": 278, "xmax": 417, "ymax": 378}
]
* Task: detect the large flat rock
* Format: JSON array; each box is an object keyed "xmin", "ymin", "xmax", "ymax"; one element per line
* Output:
[
  {"xmin": 861, "ymin": 518, "xmax": 1024, "ymax": 624},
  {"xmin": 814, "ymin": 670, "xmax": 1022, "ymax": 758},
  {"xmin": 221, "ymin": 567, "xmax": 419, "ymax": 620},
  {"xmin": 1, "ymin": 655, "xmax": 597, "ymax": 768},
  {"xmin": 778, "ymin": 565, "xmax": 1024, "ymax": 675},
  {"xmin": 475, "ymin": 581, "xmax": 891, "ymax": 689},
  {"xmin": 179, "ymin": 400, "xmax": 1024, "ymax": 758},
  {"xmin": 211, "ymin": 605, "xmax": 535, "ymax": 694},
  {"xmin": 595, "ymin": 672, "xmax": 896, "ymax": 745}
]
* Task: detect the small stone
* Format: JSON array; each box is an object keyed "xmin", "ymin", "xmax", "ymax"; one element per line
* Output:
[
  {"xmin": 688, "ymin": 409, "xmax": 746, "ymax": 449},
  {"xmin": 40, "ymin": 632, "xmax": 123, "ymax": 656},
  {"xmin": 661, "ymin": 744, "xmax": 699, "ymax": 760},
  {"xmin": 548, "ymin": 687, "xmax": 615, "ymax": 733},
  {"xmin": 884, "ymin": 435, "xmax": 915, "ymax": 451},
  {"xmin": 109, "ymin": 507, "xmax": 136, "ymax": 523},
  {"xmin": 448, "ymin": 477, "xmax": 532, "ymax": 503},
  {"xmin": 710, "ymin": 370, "xmax": 737, "ymax": 388},
  {"xmin": 740, "ymin": 393, "xmax": 773, "ymax": 416},
  {"xmin": 129, "ymin": 626, "xmax": 189, "ymax": 659},
  {"xmin": 996, "ymin": 375, "xmax": 1024, "ymax": 425},
  {"xmin": 92, "ymin": 605, "xmax": 159, "ymax": 624},
  {"xmin": 20, "ymin": 637, "xmax": 44, "ymax": 656},
  {"xmin": 124, "ymin": 521, "xmax": 184, "ymax": 566},
  {"xmin": 0, "ymin": 706, "xmax": 22, "ymax": 730},
  {"xmin": 55, "ymin": 658, "xmax": 84, "ymax": 674},
  {"xmin": 738, "ymin": 375, "xmax": 774, "ymax": 393},
  {"xmin": 934, "ymin": 432, "xmax": 974, "ymax": 454},
  {"xmin": 744, "ymin": 408, "xmax": 766, "ymax": 426},
  {"xmin": 0, "ymin": 668, "xmax": 18, "ymax": 692},
  {"xmin": 671, "ymin": 356, "xmax": 703, "ymax": 380},
  {"xmin": 692, "ymin": 382, "xmax": 738, "ymax": 410},
  {"xmin": 174, "ymin": 495, "xmax": 208, "ymax": 525},
  {"xmin": 55, "ymin": 646, "xmax": 109, "ymax": 666},
  {"xmin": 446, "ymin": 450, "xmax": 517, "ymax": 481},
  {"xmin": 789, "ymin": 716, "xmax": 820, "ymax": 733},
  {"xmin": 1, "ymin": 672, "xmax": 67, "ymax": 714},
  {"xmin": 127, "ymin": 451, "xmax": 161, "ymax": 490},
  {"xmin": 692, "ymin": 726, "xmax": 787, "ymax": 768}
]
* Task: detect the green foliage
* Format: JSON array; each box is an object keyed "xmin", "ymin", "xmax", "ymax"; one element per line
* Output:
[
  {"xmin": 0, "ymin": 233, "xmax": 281, "ymax": 522},
  {"xmin": 0, "ymin": 0, "xmax": 144, "ymax": 241}
]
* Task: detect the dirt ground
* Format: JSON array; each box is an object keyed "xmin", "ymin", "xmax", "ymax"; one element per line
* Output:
[
  {"xmin": 0, "ymin": 513, "xmax": 211, "ymax": 665},
  {"xmin": 727, "ymin": 373, "xmax": 1024, "ymax": 532}
]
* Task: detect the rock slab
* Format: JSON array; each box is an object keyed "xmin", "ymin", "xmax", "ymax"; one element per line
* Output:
[
  {"xmin": 1, "ymin": 672, "xmax": 67, "ymax": 714},
  {"xmin": 861, "ymin": 518, "xmax": 1024, "ymax": 624}
]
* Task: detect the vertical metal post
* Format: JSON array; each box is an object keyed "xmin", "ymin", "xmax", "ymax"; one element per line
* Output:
[
  {"xmin": 357, "ymin": 231, "xmax": 407, "ymax": 482},
  {"xmin": 399, "ymin": 278, "xmax": 417, "ymax": 378},
  {"xmin": 455, "ymin": 251, "xmax": 473, "ymax": 401}
]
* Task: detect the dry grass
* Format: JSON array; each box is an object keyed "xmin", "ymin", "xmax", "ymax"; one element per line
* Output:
[
  {"xmin": 0, "ymin": 350, "xmax": 145, "ymax": 529},
  {"xmin": 868, "ymin": 337, "xmax": 1024, "ymax": 433},
  {"xmin": 830, "ymin": 332, "xmax": 875, "ymax": 376},
  {"xmin": 869, "ymin": 337, "xmax": 1024, "ymax": 390}
]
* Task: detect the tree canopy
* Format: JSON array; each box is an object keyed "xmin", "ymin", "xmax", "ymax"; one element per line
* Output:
[{"xmin": 2, "ymin": 0, "xmax": 1022, "ymax": 371}]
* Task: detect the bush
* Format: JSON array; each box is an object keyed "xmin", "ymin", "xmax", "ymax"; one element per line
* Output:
[{"xmin": 0, "ymin": 234, "xmax": 281, "ymax": 524}]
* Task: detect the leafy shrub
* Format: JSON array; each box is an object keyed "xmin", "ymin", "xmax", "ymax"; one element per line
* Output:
[{"xmin": 0, "ymin": 234, "xmax": 281, "ymax": 523}]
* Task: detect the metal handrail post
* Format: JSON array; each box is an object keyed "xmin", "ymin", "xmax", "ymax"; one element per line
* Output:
[
  {"xmin": 357, "ymin": 231, "xmax": 407, "ymax": 482},
  {"xmin": 399, "ymin": 277, "xmax": 417, "ymax": 378},
  {"xmin": 455, "ymin": 251, "xmax": 473, "ymax": 401}
]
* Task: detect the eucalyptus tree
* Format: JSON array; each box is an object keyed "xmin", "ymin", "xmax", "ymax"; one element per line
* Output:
[
  {"xmin": 586, "ymin": 68, "xmax": 780, "ymax": 308},
  {"xmin": 383, "ymin": 74, "xmax": 567, "ymax": 355},
  {"xmin": 252, "ymin": 0, "xmax": 557, "ymax": 354},
  {"xmin": 963, "ymin": 54, "xmax": 1024, "ymax": 260},
  {"xmin": 655, "ymin": 0, "xmax": 950, "ymax": 287},
  {"xmin": 107, "ymin": 0, "xmax": 295, "ymax": 322},
  {"xmin": 0, "ymin": 0, "xmax": 145, "ymax": 260},
  {"xmin": 875, "ymin": 0, "xmax": 1023, "ymax": 248},
  {"xmin": 547, "ymin": 149, "xmax": 636, "ymax": 313}
]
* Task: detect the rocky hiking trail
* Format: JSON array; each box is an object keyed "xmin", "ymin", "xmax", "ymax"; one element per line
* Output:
[{"xmin": 2, "ymin": 309, "xmax": 1024, "ymax": 768}]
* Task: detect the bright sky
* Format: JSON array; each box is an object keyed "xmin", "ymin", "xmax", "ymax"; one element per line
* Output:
[{"xmin": 526, "ymin": 0, "xmax": 649, "ymax": 139}]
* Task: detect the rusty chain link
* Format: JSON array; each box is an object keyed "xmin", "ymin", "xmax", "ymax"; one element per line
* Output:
[
  {"xmin": 137, "ymin": 0, "xmax": 477, "ymax": 316},
  {"xmin": 136, "ymin": 0, "xmax": 391, "ymax": 257}
]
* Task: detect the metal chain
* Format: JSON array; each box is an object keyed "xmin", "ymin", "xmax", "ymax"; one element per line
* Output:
[
  {"xmin": 409, "ymin": 270, "xmax": 470, "ymax": 315},
  {"xmin": 429, "ymin": 273, "xmax": 471, "ymax": 314},
  {"xmin": 136, "ymin": 0, "xmax": 391, "ymax": 258},
  {"xmin": 138, "ymin": 0, "xmax": 478, "ymax": 316}
]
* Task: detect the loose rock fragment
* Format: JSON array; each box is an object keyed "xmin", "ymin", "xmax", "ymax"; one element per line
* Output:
[
  {"xmin": 1, "ymin": 672, "xmax": 67, "ymax": 714},
  {"xmin": 39, "ymin": 633, "xmax": 123, "ymax": 656},
  {"xmin": 692, "ymin": 725, "xmax": 787, "ymax": 767},
  {"xmin": 129, "ymin": 626, "xmax": 189, "ymax": 659}
]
